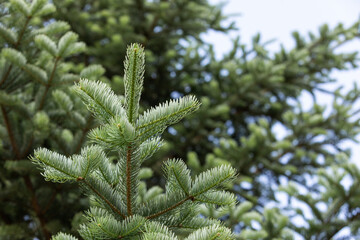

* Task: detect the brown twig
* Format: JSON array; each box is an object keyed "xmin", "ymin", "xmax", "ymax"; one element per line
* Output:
[
  {"xmin": 38, "ymin": 57, "xmax": 60, "ymax": 110},
  {"xmin": 1, "ymin": 105, "xmax": 20, "ymax": 159},
  {"xmin": 15, "ymin": 16, "xmax": 31, "ymax": 46},
  {"xmin": 146, "ymin": 196, "xmax": 193, "ymax": 220},
  {"xmin": 0, "ymin": 65, "xmax": 13, "ymax": 87},
  {"xmin": 80, "ymin": 178, "xmax": 126, "ymax": 219}
]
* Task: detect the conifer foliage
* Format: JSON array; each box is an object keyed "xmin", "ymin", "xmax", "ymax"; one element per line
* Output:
[
  {"xmin": 0, "ymin": 0, "xmax": 105, "ymax": 238},
  {"xmin": 32, "ymin": 43, "xmax": 237, "ymax": 239}
]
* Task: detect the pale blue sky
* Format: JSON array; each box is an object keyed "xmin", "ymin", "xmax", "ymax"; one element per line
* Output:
[{"xmin": 208, "ymin": 0, "xmax": 360, "ymax": 55}]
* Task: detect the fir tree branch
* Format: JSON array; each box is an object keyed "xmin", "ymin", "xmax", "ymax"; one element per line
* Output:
[
  {"xmin": 185, "ymin": 224, "xmax": 234, "ymax": 240},
  {"xmin": 38, "ymin": 57, "xmax": 60, "ymax": 110},
  {"xmin": 137, "ymin": 97, "xmax": 199, "ymax": 130},
  {"xmin": 0, "ymin": 16, "xmax": 31, "ymax": 87},
  {"xmin": 191, "ymin": 165, "xmax": 235, "ymax": 196},
  {"xmin": 97, "ymin": 223, "xmax": 118, "ymax": 238},
  {"xmin": 145, "ymin": 164, "xmax": 235, "ymax": 220},
  {"xmin": 80, "ymin": 178, "xmax": 126, "ymax": 219},
  {"xmin": 126, "ymin": 145, "xmax": 133, "ymax": 216},
  {"xmin": 22, "ymin": 65, "xmax": 48, "ymax": 86},
  {"xmin": 128, "ymin": 48, "xmax": 138, "ymax": 123},
  {"xmin": 324, "ymin": 197, "xmax": 348, "ymax": 224},
  {"xmin": 15, "ymin": 16, "xmax": 31, "ymax": 47},
  {"xmin": 75, "ymin": 79, "xmax": 126, "ymax": 123},
  {"xmin": 135, "ymin": 96, "xmax": 200, "ymax": 143},
  {"xmin": 117, "ymin": 217, "xmax": 145, "ymax": 238},
  {"xmin": 1, "ymin": 105, "xmax": 20, "ymax": 159},
  {"xmin": 32, "ymin": 149, "xmax": 79, "ymax": 180},
  {"xmin": 171, "ymin": 162, "xmax": 190, "ymax": 196},
  {"xmin": 124, "ymin": 43, "xmax": 144, "ymax": 123},
  {"xmin": 146, "ymin": 196, "xmax": 193, "ymax": 220},
  {"xmin": 0, "ymin": 65, "xmax": 13, "ymax": 87}
]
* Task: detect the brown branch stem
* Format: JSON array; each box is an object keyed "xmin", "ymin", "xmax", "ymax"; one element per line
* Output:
[
  {"xmin": 1, "ymin": 105, "xmax": 21, "ymax": 158},
  {"xmin": 15, "ymin": 16, "xmax": 31, "ymax": 47},
  {"xmin": 0, "ymin": 65, "xmax": 13, "ymax": 87},
  {"xmin": 81, "ymin": 178, "xmax": 126, "ymax": 219},
  {"xmin": 38, "ymin": 57, "xmax": 60, "ymax": 110},
  {"xmin": 146, "ymin": 196, "xmax": 193, "ymax": 220}
]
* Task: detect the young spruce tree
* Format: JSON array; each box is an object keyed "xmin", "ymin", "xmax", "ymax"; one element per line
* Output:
[{"xmin": 32, "ymin": 43, "xmax": 237, "ymax": 240}]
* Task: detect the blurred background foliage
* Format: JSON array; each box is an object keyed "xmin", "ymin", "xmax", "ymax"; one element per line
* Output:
[{"xmin": 1, "ymin": 0, "xmax": 360, "ymax": 239}]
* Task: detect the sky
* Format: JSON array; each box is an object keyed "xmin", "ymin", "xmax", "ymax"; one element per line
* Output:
[
  {"xmin": 207, "ymin": 0, "xmax": 360, "ymax": 55},
  {"xmin": 205, "ymin": 1, "xmax": 360, "ymax": 239}
]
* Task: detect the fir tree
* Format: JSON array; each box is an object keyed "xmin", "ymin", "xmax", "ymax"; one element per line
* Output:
[
  {"xmin": 2, "ymin": 0, "xmax": 360, "ymax": 239},
  {"xmin": 0, "ymin": 0, "xmax": 105, "ymax": 238},
  {"xmin": 31, "ymin": 43, "xmax": 237, "ymax": 239}
]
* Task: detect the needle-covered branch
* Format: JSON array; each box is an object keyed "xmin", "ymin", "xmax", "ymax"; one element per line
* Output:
[{"xmin": 31, "ymin": 43, "xmax": 236, "ymax": 239}]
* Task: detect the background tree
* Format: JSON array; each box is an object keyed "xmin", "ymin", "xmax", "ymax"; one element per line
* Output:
[
  {"xmin": 50, "ymin": 0, "xmax": 235, "ymax": 106},
  {"xmin": 1, "ymin": 0, "xmax": 360, "ymax": 239},
  {"xmin": 0, "ymin": 0, "xmax": 105, "ymax": 238}
]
